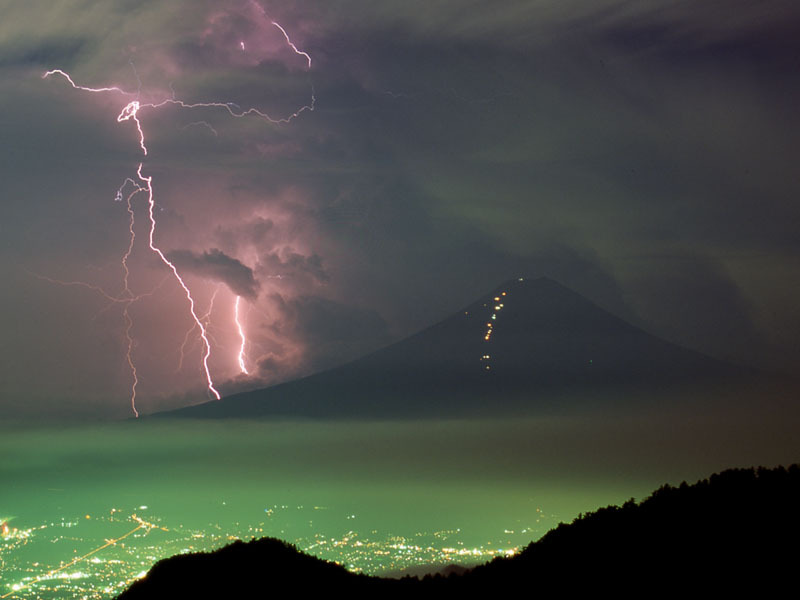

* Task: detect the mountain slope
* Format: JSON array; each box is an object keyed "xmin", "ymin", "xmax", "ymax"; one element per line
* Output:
[{"xmin": 161, "ymin": 277, "xmax": 744, "ymax": 419}]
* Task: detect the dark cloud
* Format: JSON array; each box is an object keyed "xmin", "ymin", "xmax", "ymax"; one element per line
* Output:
[
  {"xmin": 257, "ymin": 249, "xmax": 329, "ymax": 285},
  {"xmin": 263, "ymin": 293, "xmax": 391, "ymax": 375},
  {"xmin": 256, "ymin": 353, "xmax": 294, "ymax": 378},
  {"xmin": 619, "ymin": 256, "xmax": 765, "ymax": 368},
  {"xmin": 166, "ymin": 248, "xmax": 260, "ymax": 300},
  {"xmin": 0, "ymin": 37, "xmax": 89, "ymax": 68},
  {"xmin": 214, "ymin": 217, "xmax": 276, "ymax": 252},
  {"xmin": 290, "ymin": 295, "xmax": 389, "ymax": 343}
]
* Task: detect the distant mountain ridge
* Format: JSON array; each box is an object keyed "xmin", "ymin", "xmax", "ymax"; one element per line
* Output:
[
  {"xmin": 160, "ymin": 277, "xmax": 745, "ymax": 419},
  {"xmin": 117, "ymin": 464, "xmax": 800, "ymax": 598}
]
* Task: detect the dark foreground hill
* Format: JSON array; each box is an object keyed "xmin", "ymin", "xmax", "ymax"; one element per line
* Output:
[
  {"xmin": 161, "ymin": 277, "xmax": 746, "ymax": 419},
  {"xmin": 117, "ymin": 464, "xmax": 800, "ymax": 598}
]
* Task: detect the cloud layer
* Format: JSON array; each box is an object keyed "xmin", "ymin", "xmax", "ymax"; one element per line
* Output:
[{"xmin": 166, "ymin": 248, "xmax": 260, "ymax": 300}]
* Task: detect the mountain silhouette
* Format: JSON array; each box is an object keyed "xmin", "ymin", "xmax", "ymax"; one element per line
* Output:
[
  {"xmin": 161, "ymin": 277, "xmax": 745, "ymax": 419},
  {"xmin": 116, "ymin": 464, "xmax": 800, "ymax": 598}
]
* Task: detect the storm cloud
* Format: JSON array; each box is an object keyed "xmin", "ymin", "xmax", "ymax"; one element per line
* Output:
[{"xmin": 166, "ymin": 248, "xmax": 260, "ymax": 301}]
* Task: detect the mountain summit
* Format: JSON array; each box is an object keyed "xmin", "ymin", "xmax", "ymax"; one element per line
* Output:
[{"xmin": 162, "ymin": 277, "xmax": 742, "ymax": 419}]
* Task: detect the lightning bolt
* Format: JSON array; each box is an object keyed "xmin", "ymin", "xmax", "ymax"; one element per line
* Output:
[
  {"xmin": 247, "ymin": 0, "xmax": 312, "ymax": 70},
  {"xmin": 270, "ymin": 21, "xmax": 312, "ymax": 69},
  {"xmin": 30, "ymin": 273, "xmax": 150, "ymax": 419},
  {"xmin": 182, "ymin": 120, "xmax": 219, "ymax": 137},
  {"xmin": 30, "ymin": 267, "xmax": 169, "ymax": 419},
  {"xmin": 131, "ymin": 164, "xmax": 221, "ymax": 400},
  {"xmin": 177, "ymin": 285, "xmax": 221, "ymax": 374},
  {"xmin": 41, "ymin": 12, "xmax": 313, "ymax": 416},
  {"xmin": 235, "ymin": 296, "xmax": 249, "ymax": 375},
  {"xmin": 119, "ymin": 177, "xmax": 145, "ymax": 417}
]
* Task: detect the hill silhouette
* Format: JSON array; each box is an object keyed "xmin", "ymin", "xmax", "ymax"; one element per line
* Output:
[
  {"xmin": 116, "ymin": 538, "xmax": 398, "ymax": 598},
  {"xmin": 464, "ymin": 463, "xmax": 800, "ymax": 593},
  {"xmin": 161, "ymin": 277, "xmax": 745, "ymax": 419},
  {"xmin": 117, "ymin": 464, "xmax": 800, "ymax": 598}
]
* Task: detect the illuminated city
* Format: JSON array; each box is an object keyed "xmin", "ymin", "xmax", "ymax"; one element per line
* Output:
[
  {"xmin": 1, "ymin": 503, "xmax": 552, "ymax": 599},
  {"xmin": 4, "ymin": 410, "xmax": 797, "ymax": 600}
]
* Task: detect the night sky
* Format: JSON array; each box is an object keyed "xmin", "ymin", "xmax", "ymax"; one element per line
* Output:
[{"xmin": 1, "ymin": 0, "xmax": 799, "ymax": 419}]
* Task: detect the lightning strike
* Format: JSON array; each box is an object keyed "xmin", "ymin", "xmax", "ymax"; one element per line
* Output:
[
  {"xmin": 119, "ymin": 177, "xmax": 145, "ymax": 417},
  {"xmin": 182, "ymin": 120, "xmax": 219, "ymax": 137},
  {"xmin": 246, "ymin": 0, "xmax": 312, "ymax": 70},
  {"xmin": 136, "ymin": 164, "xmax": 221, "ymax": 400},
  {"xmin": 235, "ymin": 296, "xmax": 249, "ymax": 375},
  {"xmin": 41, "ymin": 69, "xmax": 134, "ymax": 96},
  {"xmin": 123, "ymin": 306, "xmax": 139, "ymax": 418},
  {"xmin": 42, "ymin": 14, "xmax": 313, "ymax": 415},
  {"xmin": 117, "ymin": 101, "xmax": 148, "ymax": 155},
  {"xmin": 271, "ymin": 21, "xmax": 312, "ymax": 69},
  {"xmin": 177, "ymin": 285, "xmax": 221, "ymax": 374},
  {"xmin": 31, "ymin": 266, "xmax": 167, "ymax": 419}
]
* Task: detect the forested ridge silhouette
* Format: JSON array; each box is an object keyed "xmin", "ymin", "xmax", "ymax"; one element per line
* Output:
[{"xmin": 118, "ymin": 464, "xmax": 800, "ymax": 598}]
